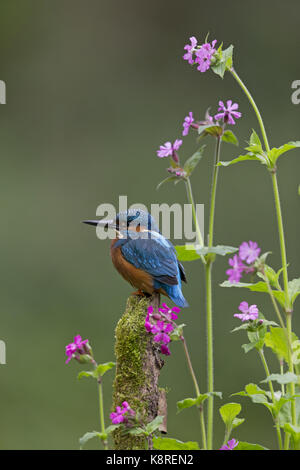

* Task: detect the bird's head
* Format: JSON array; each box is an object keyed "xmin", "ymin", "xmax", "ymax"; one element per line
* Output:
[{"xmin": 83, "ymin": 209, "xmax": 160, "ymax": 239}]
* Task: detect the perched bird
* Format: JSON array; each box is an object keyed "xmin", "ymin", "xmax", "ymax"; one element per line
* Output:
[{"xmin": 83, "ymin": 209, "xmax": 188, "ymax": 307}]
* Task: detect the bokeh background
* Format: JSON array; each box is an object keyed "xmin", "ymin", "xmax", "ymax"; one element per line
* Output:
[{"xmin": 1, "ymin": 0, "xmax": 299, "ymax": 450}]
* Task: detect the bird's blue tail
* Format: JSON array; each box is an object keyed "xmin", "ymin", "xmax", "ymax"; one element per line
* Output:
[
  {"xmin": 168, "ymin": 285, "xmax": 189, "ymax": 308},
  {"xmin": 155, "ymin": 282, "xmax": 189, "ymax": 308}
]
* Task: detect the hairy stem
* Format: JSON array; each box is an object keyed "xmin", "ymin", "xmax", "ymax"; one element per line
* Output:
[
  {"xmin": 98, "ymin": 378, "xmax": 109, "ymax": 450},
  {"xmin": 208, "ymin": 136, "xmax": 221, "ymax": 247},
  {"xmin": 258, "ymin": 348, "xmax": 283, "ymax": 450},
  {"xmin": 205, "ymin": 135, "xmax": 222, "ymax": 449},
  {"xmin": 229, "ymin": 68, "xmax": 270, "ymax": 152},
  {"xmin": 181, "ymin": 336, "xmax": 207, "ymax": 450},
  {"xmin": 185, "ymin": 177, "xmax": 206, "ymax": 264},
  {"xmin": 205, "ymin": 263, "xmax": 213, "ymax": 449}
]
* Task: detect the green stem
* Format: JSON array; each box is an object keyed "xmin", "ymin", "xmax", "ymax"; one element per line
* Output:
[
  {"xmin": 98, "ymin": 378, "xmax": 109, "ymax": 450},
  {"xmin": 280, "ymin": 360, "xmax": 285, "ymax": 396},
  {"xmin": 270, "ymin": 172, "xmax": 290, "ymax": 310},
  {"xmin": 181, "ymin": 337, "xmax": 207, "ymax": 450},
  {"xmin": 185, "ymin": 178, "xmax": 206, "ymax": 264},
  {"xmin": 258, "ymin": 349, "xmax": 283, "ymax": 450},
  {"xmin": 205, "ymin": 136, "xmax": 222, "ymax": 449},
  {"xmin": 229, "ymin": 68, "xmax": 270, "ymax": 152},
  {"xmin": 205, "ymin": 263, "xmax": 214, "ymax": 449},
  {"xmin": 286, "ymin": 313, "xmax": 296, "ymax": 424},
  {"xmin": 208, "ymin": 136, "xmax": 221, "ymax": 247}
]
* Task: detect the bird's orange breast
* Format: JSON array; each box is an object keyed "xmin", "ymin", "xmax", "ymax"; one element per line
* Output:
[{"xmin": 110, "ymin": 240, "xmax": 155, "ymax": 294}]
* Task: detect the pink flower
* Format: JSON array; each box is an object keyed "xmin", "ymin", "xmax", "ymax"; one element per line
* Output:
[
  {"xmin": 158, "ymin": 303, "xmax": 181, "ymax": 321},
  {"xmin": 234, "ymin": 301, "xmax": 259, "ymax": 322},
  {"xmin": 182, "ymin": 112, "xmax": 195, "ymax": 136},
  {"xmin": 157, "ymin": 139, "xmax": 182, "ymax": 163},
  {"xmin": 160, "ymin": 344, "xmax": 171, "ymax": 356},
  {"xmin": 110, "ymin": 406, "xmax": 126, "ymax": 424},
  {"xmin": 65, "ymin": 335, "xmax": 89, "ymax": 364},
  {"xmin": 220, "ymin": 438, "xmax": 239, "ymax": 450},
  {"xmin": 214, "ymin": 100, "xmax": 242, "ymax": 125},
  {"xmin": 239, "ymin": 241, "xmax": 261, "ymax": 264},
  {"xmin": 195, "ymin": 40, "xmax": 217, "ymax": 72},
  {"xmin": 110, "ymin": 401, "xmax": 135, "ymax": 425},
  {"xmin": 145, "ymin": 304, "xmax": 178, "ymax": 355},
  {"xmin": 226, "ymin": 255, "xmax": 245, "ymax": 283},
  {"xmin": 152, "ymin": 320, "xmax": 174, "ymax": 344},
  {"xmin": 183, "ymin": 36, "xmax": 197, "ymax": 65}
]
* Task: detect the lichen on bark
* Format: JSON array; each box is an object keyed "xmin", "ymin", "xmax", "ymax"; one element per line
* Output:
[{"xmin": 112, "ymin": 294, "xmax": 164, "ymax": 450}]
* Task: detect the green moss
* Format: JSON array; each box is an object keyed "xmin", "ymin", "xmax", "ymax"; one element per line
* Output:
[{"xmin": 112, "ymin": 295, "xmax": 152, "ymax": 450}]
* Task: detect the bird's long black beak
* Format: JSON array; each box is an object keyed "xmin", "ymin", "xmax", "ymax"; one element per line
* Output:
[{"xmin": 82, "ymin": 219, "xmax": 116, "ymax": 229}]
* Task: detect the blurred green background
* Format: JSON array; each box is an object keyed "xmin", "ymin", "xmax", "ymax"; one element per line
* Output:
[{"xmin": 1, "ymin": 0, "xmax": 299, "ymax": 449}]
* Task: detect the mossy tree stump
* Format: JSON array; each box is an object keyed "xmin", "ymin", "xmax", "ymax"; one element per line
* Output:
[{"xmin": 112, "ymin": 294, "xmax": 165, "ymax": 450}]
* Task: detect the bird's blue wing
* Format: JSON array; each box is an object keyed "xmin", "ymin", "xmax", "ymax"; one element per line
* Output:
[{"xmin": 120, "ymin": 232, "xmax": 180, "ymax": 285}]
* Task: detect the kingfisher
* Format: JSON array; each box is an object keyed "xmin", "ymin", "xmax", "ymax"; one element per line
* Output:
[{"xmin": 83, "ymin": 209, "xmax": 188, "ymax": 308}]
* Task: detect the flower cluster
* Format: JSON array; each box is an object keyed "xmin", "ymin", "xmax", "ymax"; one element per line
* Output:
[
  {"xmin": 156, "ymin": 101, "xmax": 241, "ymax": 174},
  {"xmin": 234, "ymin": 301, "xmax": 259, "ymax": 322},
  {"xmin": 145, "ymin": 303, "xmax": 181, "ymax": 356},
  {"xmin": 110, "ymin": 401, "xmax": 135, "ymax": 425},
  {"xmin": 183, "ymin": 36, "xmax": 217, "ymax": 73},
  {"xmin": 219, "ymin": 438, "xmax": 239, "ymax": 450},
  {"xmin": 65, "ymin": 334, "xmax": 92, "ymax": 364},
  {"xmin": 226, "ymin": 241, "xmax": 261, "ymax": 283}
]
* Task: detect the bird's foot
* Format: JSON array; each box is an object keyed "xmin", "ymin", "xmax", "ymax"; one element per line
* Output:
[{"xmin": 131, "ymin": 289, "xmax": 146, "ymax": 297}]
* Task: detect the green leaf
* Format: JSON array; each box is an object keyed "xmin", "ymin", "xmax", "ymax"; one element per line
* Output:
[
  {"xmin": 177, "ymin": 398, "xmax": 197, "ymax": 412},
  {"xmin": 261, "ymin": 372, "xmax": 299, "ymax": 385},
  {"xmin": 218, "ymin": 154, "xmax": 262, "ymax": 167},
  {"xmin": 242, "ymin": 341, "xmax": 261, "ymax": 353},
  {"xmin": 77, "ymin": 370, "xmax": 97, "ymax": 380},
  {"xmin": 105, "ymin": 424, "xmax": 119, "ymax": 435},
  {"xmin": 211, "ymin": 44, "xmax": 234, "ymax": 78},
  {"xmin": 278, "ymin": 393, "xmax": 300, "ymax": 427},
  {"xmin": 145, "ymin": 415, "xmax": 164, "ymax": 434},
  {"xmin": 246, "ymin": 324, "xmax": 267, "ymax": 351},
  {"xmin": 156, "ymin": 176, "xmax": 179, "ymax": 190},
  {"xmin": 196, "ymin": 245, "xmax": 238, "ymax": 256},
  {"xmin": 232, "ymin": 417, "xmax": 245, "ymax": 429},
  {"xmin": 169, "ymin": 323, "xmax": 186, "ymax": 341},
  {"xmin": 153, "ymin": 437, "xmax": 200, "ymax": 450},
  {"xmin": 283, "ymin": 423, "xmax": 300, "ymax": 449},
  {"xmin": 220, "ymin": 280, "xmax": 286, "ymax": 306},
  {"xmin": 222, "ymin": 130, "xmax": 239, "ymax": 146},
  {"xmin": 218, "ymin": 130, "xmax": 269, "ymax": 167},
  {"xmin": 79, "ymin": 431, "xmax": 103, "ymax": 449},
  {"xmin": 233, "ymin": 383, "xmax": 268, "ymax": 404},
  {"xmin": 292, "ymin": 340, "xmax": 300, "ymax": 366},
  {"xmin": 236, "ymin": 441, "xmax": 268, "ymax": 450},
  {"xmin": 197, "ymin": 123, "xmax": 223, "ymax": 138},
  {"xmin": 177, "ymin": 392, "xmax": 222, "ymax": 412},
  {"xmin": 265, "ymin": 327, "xmax": 298, "ymax": 363},
  {"xmin": 175, "ymin": 244, "xmax": 201, "ymax": 261},
  {"xmin": 288, "ymin": 278, "xmax": 300, "ymax": 305},
  {"xmin": 220, "ymin": 280, "xmax": 268, "ymax": 292},
  {"xmin": 249, "ymin": 129, "xmax": 262, "ymax": 148},
  {"xmin": 219, "ymin": 402, "xmax": 242, "ymax": 427},
  {"xmin": 257, "ymin": 265, "xmax": 281, "ymax": 289},
  {"xmin": 127, "ymin": 427, "xmax": 146, "ymax": 436},
  {"xmin": 183, "ymin": 146, "xmax": 206, "ymax": 176},
  {"xmin": 268, "ymin": 141, "xmax": 300, "ymax": 166},
  {"xmin": 96, "ymin": 362, "xmax": 115, "ymax": 377}
]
